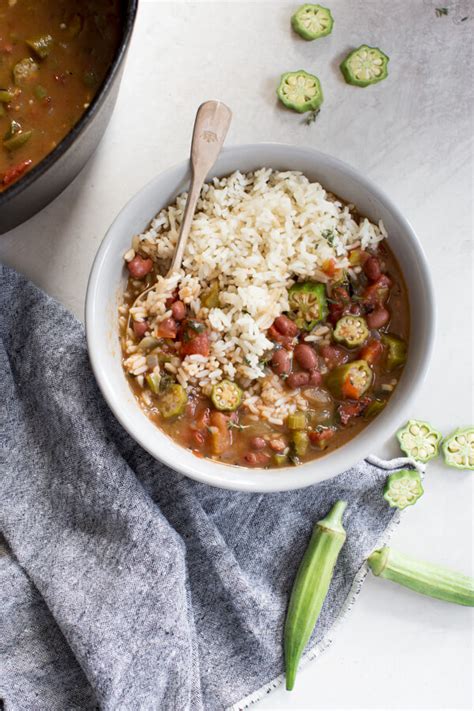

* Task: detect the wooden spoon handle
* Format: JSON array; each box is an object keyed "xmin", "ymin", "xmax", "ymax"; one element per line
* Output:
[{"xmin": 168, "ymin": 101, "xmax": 232, "ymax": 275}]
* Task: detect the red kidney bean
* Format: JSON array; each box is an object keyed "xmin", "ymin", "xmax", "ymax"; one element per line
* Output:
[
  {"xmin": 349, "ymin": 303, "xmax": 362, "ymax": 316},
  {"xmin": 127, "ymin": 254, "xmax": 153, "ymax": 279},
  {"xmin": 309, "ymin": 369, "xmax": 322, "ymax": 386},
  {"xmin": 364, "ymin": 256, "xmax": 382, "ymax": 282},
  {"xmin": 244, "ymin": 451, "xmax": 271, "ymax": 466},
  {"xmin": 132, "ymin": 319, "xmax": 149, "ymax": 338},
  {"xmin": 271, "ymin": 348, "xmax": 291, "ymax": 375},
  {"xmin": 250, "ymin": 436, "xmax": 266, "ymax": 450},
  {"xmin": 294, "ymin": 344, "xmax": 318, "ymax": 370},
  {"xmin": 269, "ymin": 438, "xmax": 286, "ymax": 452},
  {"xmin": 171, "ymin": 300, "xmax": 186, "ymax": 321},
  {"xmin": 319, "ymin": 344, "xmax": 349, "ymax": 370},
  {"xmin": 287, "ymin": 371, "xmax": 310, "ymax": 389},
  {"xmin": 165, "ymin": 289, "xmax": 179, "ymax": 308},
  {"xmin": 273, "ymin": 315, "xmax": 299, "ymax": 337},
  {"xmin": 366, "ymin": 307, "xmax": 390, "ymax": 330}
]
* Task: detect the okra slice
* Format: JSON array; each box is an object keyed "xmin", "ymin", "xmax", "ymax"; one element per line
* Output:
[
  {"xmin": 211, "ymin": 380, "xmax": 242, "ymax": 412},
  {"xmin": 383, "ymin": 469, "xmax": 424, "ymax": 510},
  {"xmin": 26, "ymin": 34, "xmax": 54, "ymax": 59},
  {"xmin": 3, "ymin": 130, "xmax": 32, "ymax": 151},
  {"xmin": 442, "ymin": 427, "xmax": 474, "ymax": 470},
  {"xmin": 277, "ymin": 70, "xmax": 323, "ymax": 114},
  {"xmin": 13, "ymin": 57, "xmax": 39, "ymax": 85},
  {"xmin": 397, "ymin": 419, "xmax": 442, "ymax": 463},
  {"xmin": 333, "ymin": 315, "xmax": 369, "ymax": 348},
  {"xmin": 288, "ymin": 282, "xmax": 328, "ymax": 330},
  {"xmin": 325, "ymin": 360, "xmax": 372, "ymax": 400},
  {"xmin": 291, "ymin": 4, "xmax": 334, "ymax": 41},
  {"xmin": 381, "ymin": 333, "xmax": 407, "ymax": 372},
  {"xmin": 340, "ymin": 45, "xmax": 389, "ymax": 87},
  {"xmin": 158, "ymin": 384, "xmax": 187, "ymax": 419}
]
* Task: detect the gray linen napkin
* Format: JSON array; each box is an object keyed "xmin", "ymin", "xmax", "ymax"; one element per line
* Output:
[{"xmin": 0, "ymin": 264, "xmax": 421, "ymax": 711}]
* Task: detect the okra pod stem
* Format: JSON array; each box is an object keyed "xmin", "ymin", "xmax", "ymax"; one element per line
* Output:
[
  {"xmin": 284, "ymin": 500, "xmax": 347, "ymax": 690},
  {"xmin": 368, "ymin": 547, "xmax": 474, "ymax": 607}
]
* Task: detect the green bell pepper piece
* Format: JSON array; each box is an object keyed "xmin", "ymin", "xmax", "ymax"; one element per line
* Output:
[{"xmin": 381, "ymin": 333, "xmax": 407, "ymax": 372}]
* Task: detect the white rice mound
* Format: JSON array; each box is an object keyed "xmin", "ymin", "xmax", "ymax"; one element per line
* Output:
[{"xmin": 122, "ymin": 169, "xmax": 386, "ymax": 421}]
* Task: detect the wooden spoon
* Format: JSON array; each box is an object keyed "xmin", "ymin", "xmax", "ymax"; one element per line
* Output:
[
  {"xmin": 167, "ymin": 100, "xmax": 232, "ymax": 276},
  {"xmin": 128, "ymin": 101, "xmax": 232, "ymax": 318}
]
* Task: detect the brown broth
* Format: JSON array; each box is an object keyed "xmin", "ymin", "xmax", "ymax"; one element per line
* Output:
[
  {"xmin": 0, "ymin": 0, "xmax": 121, "ymax": 189},
  {"xmin": 120, "ymin": 239, "xmax": 410, "ymax": 469}
]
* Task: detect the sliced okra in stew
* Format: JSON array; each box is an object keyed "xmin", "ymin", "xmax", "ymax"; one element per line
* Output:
[
  {"xmin": 3, "ymin": 130, "xmax": 32, "ymax": 152},
  {"xmin": 397, "ymin": 419, "xmax": 442, "ymax": 462},
  {"xmin": 158, "ymin": 384, "xmax": 187, "ymax": 418},
  {"xmin": 26, "ymin": 34, "xmax": 54, "ymax": 59},
  {"xmin": 288, "ymin": 282, "xmax": 327, "ymax": 329},
  {"xmin": 0, "ymin": 90, "xmax": 15, "ymax": 103},
  {"xmin": 277, "ymin": 70, "xmax": 324, "ymax": 113},
  {"xmin": 381, "ymin": 333, "xmax": 407, "ymax": 371},
  {"xmin": 291, "ymin": 4, "xmax": 334, "ymax": 41},
  {"xmin": 383, "ymin": 469, "xmax": 424, "ymax": 510},
  {"xmin": 442, "ymin": 428, "xmax": 474, "ymax": 470},
  {"xmin": 211, "ymin": 380, "xmax": 243, "ymax": 412},
  {"xmin": 13, "ymin": 57, "xmax": 39, "ymax": 85},
  {"xmin": 325, "ymin": 360, "xmax": 373, "ymax": 400},
  {"xmin": 333, "ymin": 315, "xmax": 369, "ymax": 348},
  {"xmin": 340, "ymin": 45, "xmax": 389, "ymax": 87}
]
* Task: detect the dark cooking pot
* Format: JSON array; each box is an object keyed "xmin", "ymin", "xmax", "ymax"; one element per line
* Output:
[{"xmin": 0, "ymin": 0, "xmax": 138, "ymax": 234}]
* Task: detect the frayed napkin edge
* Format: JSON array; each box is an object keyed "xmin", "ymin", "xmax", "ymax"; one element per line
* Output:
[{"xmin": 226, "ymin": 455, "xmax": 425, "ymax": 711}]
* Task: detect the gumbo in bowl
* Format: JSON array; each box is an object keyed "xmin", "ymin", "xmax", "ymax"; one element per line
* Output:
[{"xmin": 119, "ymin": 169, "xmax": 409, "ymax": 469}]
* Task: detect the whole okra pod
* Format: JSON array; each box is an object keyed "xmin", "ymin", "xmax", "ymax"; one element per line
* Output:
[
  {"xmin": 368, "ymin": 546, "xmax": 474, "ymax": 607},
  {"xmin": 284, "ymin": 500, "xmax": 347, "ymax": 690}
]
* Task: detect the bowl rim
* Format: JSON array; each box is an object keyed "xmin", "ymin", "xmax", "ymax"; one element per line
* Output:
[
  {"xmin": 0, "ymin": 0, "xmax": 139, "ymax": 206},
  {"xmin": 86, "ymin": 142, "xmax": 435, "ymax": 492}
]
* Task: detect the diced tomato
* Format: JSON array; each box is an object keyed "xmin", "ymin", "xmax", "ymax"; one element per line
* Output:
[
  {"xmin": 309, "ymin": 428, "xmax": 336, "ymax": 449},
  {"xmin": 157, "ymin": 317, "xmax": 178, "ymax": 339},
  {"xmin": 180, "ymin": 332, "xmax": 209, "ymax": 357},
  {"xmin": 328, "ymin": 286, "xmax": 351, "ymax": 325},
  {"xmin": 190, "ymin": 406, "xmax": 210, "ymax": 431},
  {"xmin": 209, "ymin": 411, "xmax": 231, "ymax": 455},
  {"xmin": 322, "ymin": 258, "xmax": 337, "ymax": 277},
  {"xmin": 338, "ymin": 398, "xmax": 370, "ymax": 425},
  {"xmin": 362, "ymin": 275, "xmax": 391, "ymax": 307},
  {"xmin": 1, "ymin": 160, "xmax": 32, "ymax": 189},
  {"xmin": 319, "ymin": 344, "xmax": 349, "ymax": 370},
  {"xmin": 359, "ymin": 339, "xmax": 384, "ymax": 365},
  {"xmin": 341, "ymin": 377, "xmax": 360, "ymax": 400},
  {"xmin": 191, "ymin": 430, "xmax": 206, "ymax": 447}
]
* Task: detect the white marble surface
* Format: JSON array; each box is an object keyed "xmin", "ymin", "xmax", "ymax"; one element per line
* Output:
[{"xmin": 1, "ymin": 1, "xmax": 473, "ymax": 708}]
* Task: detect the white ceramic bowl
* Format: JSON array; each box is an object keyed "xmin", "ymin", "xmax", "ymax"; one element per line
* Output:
[{"xmin": 86, "ymin": 143, "xmax": 434, "ymax": 492}]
